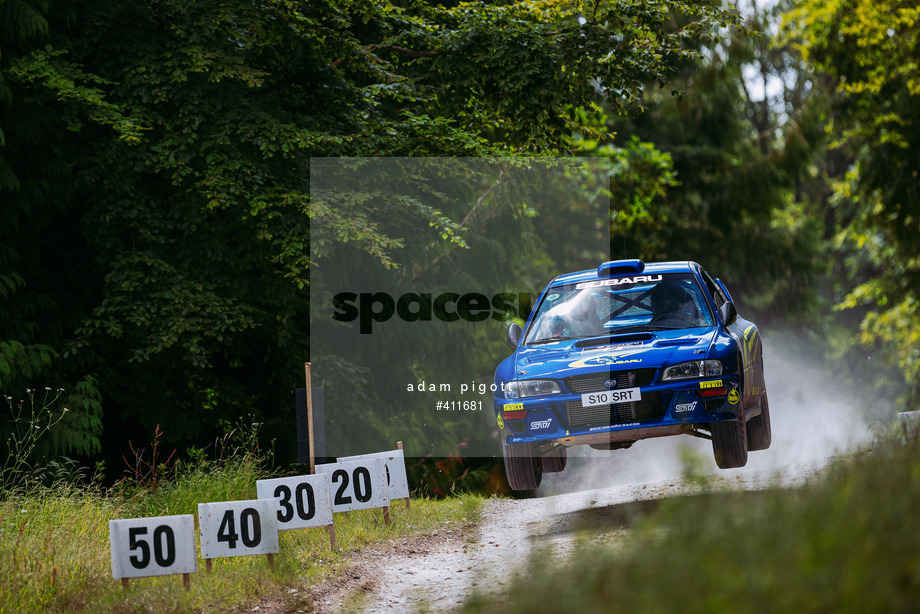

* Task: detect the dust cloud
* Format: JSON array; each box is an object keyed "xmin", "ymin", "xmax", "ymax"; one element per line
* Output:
[{"xmin": 538, "ymin": 331, "xmax": 881, "ymax": 496}]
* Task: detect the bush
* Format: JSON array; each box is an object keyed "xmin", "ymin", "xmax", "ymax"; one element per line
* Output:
[{"xmin": 463, "ymin": 437, "xmax": 920, "ymax": 614}]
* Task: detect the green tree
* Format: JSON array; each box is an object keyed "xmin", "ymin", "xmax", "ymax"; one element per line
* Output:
[
  {"xmin": 0, "ymin": 0, "xmax": 110, "ymax": 457},
  {"xmin": 788, "ymin": 0, "xmax": 920, "ymax": 407},
  {"xmin": 599, "ymin": 0, "xmax": 828, "ymax": 322},
  {"xmin": 1, "ymin": 0, "xmax": 741, "ymax": 468}
]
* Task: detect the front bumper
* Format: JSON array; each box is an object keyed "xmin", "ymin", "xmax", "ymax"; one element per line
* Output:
[{"xmin": 494, "ymin": 375, "xmax": 742, "ymax": 446}]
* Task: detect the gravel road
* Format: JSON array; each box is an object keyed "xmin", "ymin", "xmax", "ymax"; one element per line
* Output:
[
  {"xmin": 304, "ymin": 335, "xmax": 877, "ymax": 614},
  {"xmin": 306, "ymin": 459, "xmax": 827, "ymax": 614}
]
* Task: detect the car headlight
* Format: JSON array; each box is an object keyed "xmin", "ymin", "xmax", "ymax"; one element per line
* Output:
[
  {"xmin": 661, "ymin": 360, "xmax": 723, "ymax": 381},
  {"xmin": 505, "ymin": 379, "xmax": 562, "ymax": 399}
]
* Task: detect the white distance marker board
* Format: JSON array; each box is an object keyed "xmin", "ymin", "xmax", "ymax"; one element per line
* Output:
[
  {"xmin": 110, "ymin": 515, "xmax": 197, "ymax": 580},
  {"xmin": 198, "ymin": 499, "xmax": 279, "ymax": 560},
  {"xmin": 337, "ymin": 449, "xmax": 410, "ymax": 500},
  {"xmin": 315, "ymin": 457, "xmax": 389, "ymax": 513},
  {"xmin": 256, "ymin": 474, "xmax": 334, "ymax": 531}
]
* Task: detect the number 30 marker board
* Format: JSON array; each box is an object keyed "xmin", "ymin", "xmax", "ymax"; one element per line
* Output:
[
  {"xmin": 198, "ymin": 499, "xmax": 279, "ymax": 570},
  {"xmin": 256, "ymin": 474, "xmax": 336, "ymax": 547},
  {"xmin": 109, "ymin": 515, "xmax": 197, "ymax": 588}
]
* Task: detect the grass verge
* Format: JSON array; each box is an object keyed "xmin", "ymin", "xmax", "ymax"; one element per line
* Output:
[
  {"xmin": 461, "ymin": 437, "xmax": 920, "ymax": 614},
  {"xmin": 0, "ymin": 455, "xmax": 484, "ymax": 614}
]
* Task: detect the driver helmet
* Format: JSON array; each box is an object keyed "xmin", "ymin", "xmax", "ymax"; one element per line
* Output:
[
  {"xmin": 570, "ymin": 293, "xmax": 597, "ymax": 321},
  {"xmin": 649, "ymin": 280, "xmax": 686, "ymax": 316}
]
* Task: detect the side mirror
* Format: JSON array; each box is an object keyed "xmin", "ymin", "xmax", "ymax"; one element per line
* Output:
[
  {"xmin": 506, "ymin": 323, "xmax": 523, "ymax": 349},
  {"xmin": 719, "ymin": 301, "xmax": 738, "ymax": 326}
]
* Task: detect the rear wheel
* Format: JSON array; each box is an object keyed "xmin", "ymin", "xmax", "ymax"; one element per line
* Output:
[
  {"xmin": 711, "ymin": 417, "xmax": 748, "ymax": 469},
  {"xmin": 746, "ymin": 390, "xmax": 772, "ymax": 451},
  {"xmin": 542, "ymin": 447, "xmax": 567, "ymax": 473},
  {"xmin": 502, "ymin": 440, "xmax": 543, "ymax": 490}
]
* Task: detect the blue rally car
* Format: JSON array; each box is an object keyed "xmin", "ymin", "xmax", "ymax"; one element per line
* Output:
[{"xmin": 494, "ymin": 259, "xmax": 771, "ymax": 490}]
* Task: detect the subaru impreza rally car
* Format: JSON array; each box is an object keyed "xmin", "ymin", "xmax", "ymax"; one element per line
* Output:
[{"xmin": 494, "ymin": 259, "xmax": 771, "ymax": 490}]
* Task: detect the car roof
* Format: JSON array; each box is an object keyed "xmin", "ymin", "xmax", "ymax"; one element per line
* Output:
[{"xmin": 548, "ymin": 260, "xmax": 697, "ymax": 287}]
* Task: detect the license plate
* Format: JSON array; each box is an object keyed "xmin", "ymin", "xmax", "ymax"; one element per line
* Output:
[{"xmin": 581, "ymin": 388, "xmax": 642, "ymax": 407}]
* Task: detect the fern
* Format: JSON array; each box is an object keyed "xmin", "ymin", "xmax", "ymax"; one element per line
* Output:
[
  {"xmin": 0, "ymin": 340, "xmax": 54, "ymax": 390},
  {"xmin": 0, "ymin": 0, "xmax": 51, "ymax": 44},
  {"xmin": 47, "ymin": 375, "xmax": 104, "ymax": 457},
  {"xmin": 0, "ymin": 273, "xmax": 25, "ymax": 299}
]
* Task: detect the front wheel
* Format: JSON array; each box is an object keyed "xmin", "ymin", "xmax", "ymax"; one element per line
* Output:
[
  {"xmin": 502, "ymin": 440, "xmax": 543, "ymax": 490},
  {"xmin": 711, "ymin": 418, "xmax": 748, "ymax": 469},
  {"xmin": 542, "ymin": 446, "xmax": 567, "ymax": 474},
  {"xmin": 746, "ymin": 390, "xmax": 772, "ymax": 451}
]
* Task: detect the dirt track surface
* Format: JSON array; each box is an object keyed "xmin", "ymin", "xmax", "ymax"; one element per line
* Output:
[
  {"xmin": 305, "ymin": 462, "xmax": 820, "ymax": 614},
  {"xmin": 300, "ymin": 334, "xmax": 874, "ymax": 613}
]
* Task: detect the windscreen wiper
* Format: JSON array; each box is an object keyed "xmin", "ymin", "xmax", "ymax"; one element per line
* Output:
[{"xmin": 527, "ymin": 335, "xmax": 578, "ymax": 345}]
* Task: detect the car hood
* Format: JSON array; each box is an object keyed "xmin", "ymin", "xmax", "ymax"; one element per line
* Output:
[{"xmin": 511, "ymin": 328, "xmax": 717, "ymax": 380}]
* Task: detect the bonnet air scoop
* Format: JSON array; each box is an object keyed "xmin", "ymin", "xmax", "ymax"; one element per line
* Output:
[
  {"xmin": 654, "ymin": 338, "xmax": 699, "ymax": 347},
  {"xmin": 574, "ymin": 333, "xmax": 654, "ymax": 348},
  {"xmin": 598, "ymin": 259, "xmax": 645, "ymax": 277}
]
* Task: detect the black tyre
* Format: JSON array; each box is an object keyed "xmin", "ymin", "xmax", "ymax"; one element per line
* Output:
[
  {"xmin": 502, "ymin": 440, "xmax": 542, "ymax": 490},
  {"xmin": 711, "ymin": 417, "xmax": 748, "ymax": 469},
  {"xmin": 542, "ymin": 447, "xmax": 567, "ymax": 474},
  {"xmin": 746, "ymin": 390, "xmax": 772, "ymax": 451}
]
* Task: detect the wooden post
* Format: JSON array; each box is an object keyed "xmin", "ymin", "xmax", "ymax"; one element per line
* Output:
[
  {"xmin": 305, "ymin": 362, "xmax": 315, "ymax": 474},
  {"xmin": 325, "ymin": 524, "xmax": 336, "ymax": 550},
  {"xmin": 206, "ymin": 558, "xmax": 213, "ymax": 573},
  {"xmin": 397, "ymin": 441, "xmax": 410, "ymax": 510}
]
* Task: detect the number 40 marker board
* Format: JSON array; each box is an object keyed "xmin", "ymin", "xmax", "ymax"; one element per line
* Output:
[
  {"xmin": 109, "ymin": 515, "xmax": 197, "ymax": 588},
  {"xmin": 198, "ymin": 499, "xmax": 279, "ymax": 571}
]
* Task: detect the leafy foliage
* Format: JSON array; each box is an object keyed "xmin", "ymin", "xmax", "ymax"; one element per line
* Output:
[
  {"xmin": 1, "ymin": 388, "xmax": 68, "ymax": 496},
  {"xmin": 603, "ymin": 0, "xmax": 828, "ymax": 320},
  {"xmin": 461, "ymin": 439, "xmax": 920, "ymax": 614},
  {"xmin": 788, "ymin": 0, "xmax": 920, "ymax": 406},
  {"xmin": 1, "ymin": 0, "xmax": 740, "ymax": 468}
]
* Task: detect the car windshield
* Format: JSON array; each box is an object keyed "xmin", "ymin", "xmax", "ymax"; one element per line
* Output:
[{"xmin": 524, "ymin": 273, "xmax": 715, "ymax": 344}]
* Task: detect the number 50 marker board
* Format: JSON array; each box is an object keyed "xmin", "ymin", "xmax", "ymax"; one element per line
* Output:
[{"xmin": 109, "ymin": 515, "xmax": 197, "ymax": 586}]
